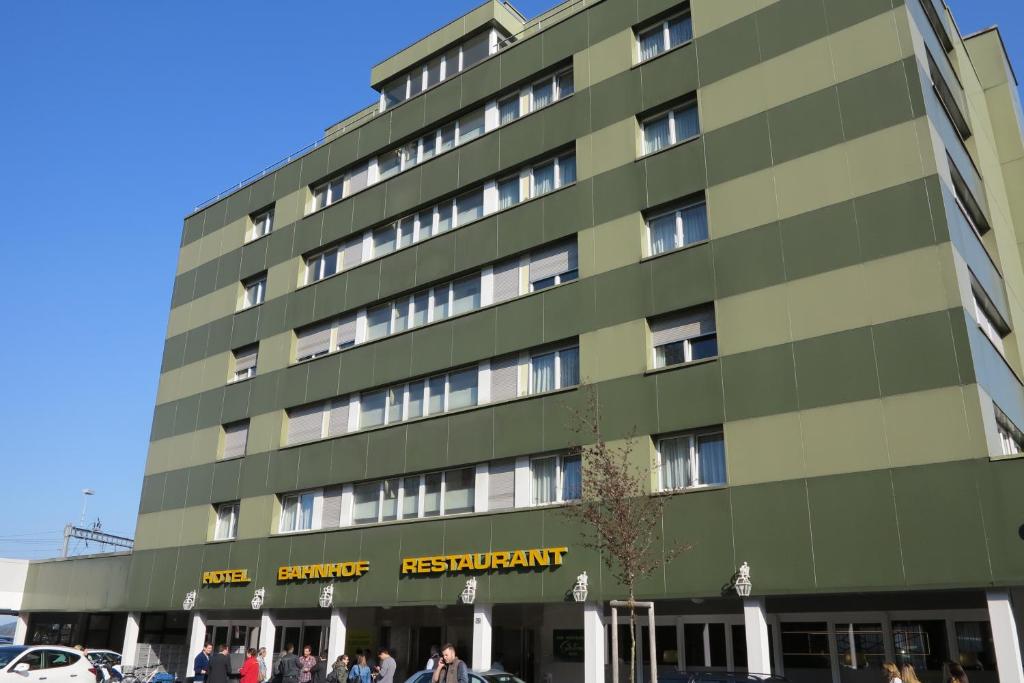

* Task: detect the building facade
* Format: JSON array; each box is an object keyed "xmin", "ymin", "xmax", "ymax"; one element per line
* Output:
[{"xmin": 9, "ymin": 0, "xmax": 1024, "ymax": 682}]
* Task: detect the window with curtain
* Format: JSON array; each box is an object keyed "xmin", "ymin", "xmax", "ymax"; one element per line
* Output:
[
  {"xmin": 402, "ymin": 476, "xmax": 420, "ymax": 518},
  {"xmin": 250, "ymin": 208, "xmax": 274, "ymax": 241},
  {"xmin": 456, "ymin": 190, "xmax": 484, "ymax": 226},
  {"xmin": 533, "ymin": 162, "xmax": 556, "ymax": 196},
  {"xmin": 531, "ymin": 453, "xmax": 581, "ymax": 505},
  {"xmin": 642, "ymin": 101, "xmax": 699, "ymax": 156},
  {"xmin": 378, "ymin": 149, "xmax": 401, "ymax": 180},
  {"xmin": 499, "ymin": 95, "xmax": 520, "ymax": 125},
  {"xmin": 647, "ymin": 200, "xmax": 708, "ymax": 256},
  {"xmin": 381, "ymin": 478, "xmax": 400, "ymax": 521},
  {"xmin": 498, "ymin": 176, "xmax": 520, "ymax": 209},
  {"xmin": 280, "ymin": 490, "xmax": 318, "ymax": 532},
  {"xmin": 243, "ymin": 275, "xmax": 266, "ymax": 309},
  {"xmin": 387, "ymin": 385, "xmax": 405, "ymax": 423},
  {"xmin": 532, "ymin": 78, "xmax": 553, "ymax": 109},
  {"xmin": 658, "ymin": 430, "xmax": 726, "ymax": 491},
  {"xmin": 561, "ymin": 454, "xmax": 582, "ymax": 501},
  {"xmin": 437, "ymin": 203, "xmax": 453, "ymax": 233},
  {"xmin": 530, "ymin": 346, "xmax": 580, "ymax": 394},
  {"xmin": 637, "ymin": 12, "xmax": 693, "ymax": 63},
  {"xmin": 531, "ymin": 352, "xmax": 556, "ymax": 394},
  {"xmin": 643, "ymin": 114, "xmax": 671, "ymax": 155},
  {"xmin": 215, "ymin": 502, "xmax": 239, "ymax": 540},
  {"xmin": 306, "ymin": 248, "xmax": 339, "ymax": 284}
]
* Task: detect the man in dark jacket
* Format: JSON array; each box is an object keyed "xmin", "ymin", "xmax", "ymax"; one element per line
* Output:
[
  {"xmin": 194, "ymin": 644, "xmax": 214, "ymax": 683},
  {"xmin": 276, "ymin": 645, "xmax": 300, "ymax": 683},
  {"xmin": 430, "ymin": 645, "xmax": 467, "ymax": 683},
  {"xmin": 207, "ymin": 644, "xmax": 232, "ymax": 683}
]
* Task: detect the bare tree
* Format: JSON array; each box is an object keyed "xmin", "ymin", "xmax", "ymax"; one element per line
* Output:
[{"xmin": 562, "ymin": 386, "xmax": 691, "ymax": 683}]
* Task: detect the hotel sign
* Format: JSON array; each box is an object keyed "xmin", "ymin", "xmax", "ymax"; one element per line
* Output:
[
  {"xmin": 278, "ymin": 561, "xmax": 371, "ymax": 581},
  {"xmin": 401, "ymin": 546, "xmax": 568, "ymax": 575},
  {"xmin": 202, "ymin": 569, "xmax": 251, "ymax": 585}
]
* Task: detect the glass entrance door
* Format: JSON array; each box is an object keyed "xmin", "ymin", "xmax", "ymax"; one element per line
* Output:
[{"xmin": 274, "ymin": 623, "xmax": 328, "ymax": 657}]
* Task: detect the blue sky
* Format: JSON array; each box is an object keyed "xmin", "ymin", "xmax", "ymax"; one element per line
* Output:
[{"xmin": 0, "ymin": 0, "xmax": 1020, "ymax": 560}]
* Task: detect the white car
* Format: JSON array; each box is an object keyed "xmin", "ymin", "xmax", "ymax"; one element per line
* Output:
[{"xmin": 0, "ymin": 645, "xmax": 96, "ymax": 683}]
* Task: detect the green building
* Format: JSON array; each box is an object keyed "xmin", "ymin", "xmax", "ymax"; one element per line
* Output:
[{"xmin": 8, "ymin": 0, "xmax": 1024, "ymax": 682}]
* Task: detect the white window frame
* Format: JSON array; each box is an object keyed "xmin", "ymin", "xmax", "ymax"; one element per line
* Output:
[
  {"xmin": 636, "ymin": 11, "xmax": 693, "ymax": 64},
  {"xmin": 242, "ymin": 275, "xmax": 267, "ymax": 309},
  {"xmin": 349, "ymin": 467, "xmax": 477, "ymax": 526},
  {"xmin": 995, "ymin": 406, "xmax": 1024, "ymax": 457},
  {"xmin": 278, "ymin": 489, "xmax": 323, "ymax": 534},
  {"xmin": 529, "ymin": 453, "xmax": 582, "ymax": 506},
  {"xmin": 249, "ymin": 209, "xmax": 273, "ymax": 242},
  {"xmin": 528, "ymin": 344, "xmax": 580, "ymax": 394},
  {"xmin": 305, "ymin": 248, "xmax": 340, "ymax": 285},
  {"xmin": 311, "ymin": 176, "xmax": 345, "ymax": 214},
  {"xmin": 973, "ymin": 294, "xmax": 1006, "ymax": 354},
  {"xmin": 652, "ymin": 311, "xmax": 718, "ymax": 369},
  {"xmin": 646, "ymin": 200, "xmax": 708, "ymax": 256},
  {"xmin": 214, "ymin": 502, "xmax": 240, "ymax": 541},
  {"xmin": 529, "ymin": 153, "xmax": 576, "ymax": 199},
  {"xmin": 641, "ymin": 101, "xmax": 700, "ymax": 156},
  {"xmin": 232, "ymin": 347, "xmax": 257, "ymax": 382},
  {"xmin": 656, "ymin": 430, "xmax": 726, "ymax": 492}
]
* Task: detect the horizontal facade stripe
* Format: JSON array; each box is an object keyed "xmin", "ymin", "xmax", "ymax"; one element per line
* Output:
[
  {"xmin": 110, "ymin": 455, "xmax": 1018, "ymax": 613},
  {"xmin": 141, "ymin": 306, "xmax": 977, "ymax": 512},
  {"xmin": 168, "ymin": 50, "xmax": 923, "ymax": 319},
  {"xmin": 152, "ymin": 173, "xmax": 951, "ymax": 432}
]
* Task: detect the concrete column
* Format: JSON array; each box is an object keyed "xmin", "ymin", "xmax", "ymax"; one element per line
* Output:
[
  {"xmin": 583, "ymin": 603, "xmax": 605, "ymax": 683},
  {"xmin": 471, "ymin": 604, "xmax": 493, "ymax": 672},
  {"xmin": 187, "ymin": 611, "xmax": 208, "ymax": 670},
  {"xmin": 260, "ymin": 610, "xmax": 277, "ymax": 675},
  {"xmin": 121, "ymin": 613, "xmax": 141, "ymax": 668},
  {"xmin": 987, "ymin": 591, "xmax": 1024, "ymax": 683},
  {"xmin": 328, "ymin": 609, "xmax": 347, "ymax": 664},
  {"xmin": 13, "ymin": 613, "xmax": 29, "ymax": 645},
  {"xmin": 743, "ymin": 598, "xmax": 772, "ymax": 675}
]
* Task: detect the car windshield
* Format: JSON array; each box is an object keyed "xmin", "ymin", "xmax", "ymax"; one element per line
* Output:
[
  {"xmin": 483, "ymin": 676, "xmax": 526, "ymax": 683},
  {"xmin": 0, "ymin": 647, "xmax": 26, "ymax": 668}
]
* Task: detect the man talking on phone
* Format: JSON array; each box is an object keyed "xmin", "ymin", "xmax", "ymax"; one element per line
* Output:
[{"xmin": 430, "ymin": 645, "xmax": 467, "ymax": 683}]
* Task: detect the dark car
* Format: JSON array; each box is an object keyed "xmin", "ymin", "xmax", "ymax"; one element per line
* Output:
[{"xmin": 661, "ymin": 673, "xmax": 788, "ymax": 683}]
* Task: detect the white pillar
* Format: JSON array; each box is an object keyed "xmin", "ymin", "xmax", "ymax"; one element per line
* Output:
[
  {"xmin": 187, "ymin": 611, "xmax": 208, "ymax": 668},
  {"xmin": 743, "ymin": 598, "xmax": 772, "ymax": 675},
  {"xmin": 328, "ymin": 609, "xmax": 347, "ymax": 663},
  {"xmin": 583, "ymin": 603, "xmax": 605, "ymax": 683},
  {"xmin": 260, "ymin": 610, "xmax": 277, "ymax": 675},
  {"xmin": 13, "ymin": 613, "xmax": 29, "ymax": 645},
  {"xmin": 987, "ymin": 591, "xmax": 1024, "ymax": 683},
  {"xmin": 121, "ymin": 613, "xmax": 141, "ymax": 668},
  {"xmin": 472, "ymin": 604, "xmax": 493, "ymax": 672}
]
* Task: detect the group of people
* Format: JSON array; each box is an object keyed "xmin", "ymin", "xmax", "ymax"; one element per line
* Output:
[
  {"xmin": 882, "ymin": 660, "xmax": 972, "ymax": 683},
  {"xmin": 193, "ymin": 643, "xmax": 468, "ymax": 683}
]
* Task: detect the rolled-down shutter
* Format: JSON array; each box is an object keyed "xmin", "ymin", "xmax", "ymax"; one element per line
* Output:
[
  {"xmin": 223, "ymin": 421, "xmax": 249, "ymax": 458},
  {"xmin": 322, "ymin": 485, "xmax": 344, "ymax": 528},
  {"xmin": 328, "ymin": 397, "xmax": 350, "ymax": 437},
  {"xmin": 296, "ymin": 321, "xmax": 332, "ymax": 360},
  {"xmin": 488, "ymin": 459, "xmax": 516, "ymax": 511},
  {"xmin": 343, "ymin": 238, "xmax": 363, "ymax": 270},
  {"xmin": 336, "ymin": 314, "xmax": 357, "ymax": 349},
  {"xmin": 529, "ymin": 241, "xmax": 576, "ymax": 283},
  {"xmin": 492, "ymin": 259, "xmax": 520, "ymax": 303},
  {"xmin": 287, "ymin": 403, "xmax": 326, "ymax": 445},
  {"xmin": 650, "ymin": 305, "xmax": 716, "ymax": 347},
  {"xmin": 234, "ymin": 345, "xmax": 258, "ymax": 374},
  {"xmin": 490, "ymin": 354, "xmax": 519, "ymax": 402}
]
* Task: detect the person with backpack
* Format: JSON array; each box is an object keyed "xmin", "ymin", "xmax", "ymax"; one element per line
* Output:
[
  {"xmin": 347, "ymin": 655, "xmax": 372, "ymax": 683},
  {"xmin": 276, "ymin": 645, "xmax": 300, "ymax": 683},
  {"xmin": 328, "ymin": 655, "xmax": 349, "ymax": 683},
  {"xmin": 430, "ymin": 645, "xmax": 467, "ymax": 683}
]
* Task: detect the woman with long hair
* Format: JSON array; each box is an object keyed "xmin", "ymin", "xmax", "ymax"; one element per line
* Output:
[
  {"xmin": 882, "ymin": 662, "xmax": 903, "ymax": 683},
  {"xmin": 900, "ymin": 662, "xmax": 923, "ymax": 683},
  {"xmin": 347, "ymin": 655, "xmax": 372, "ymax": 683}
]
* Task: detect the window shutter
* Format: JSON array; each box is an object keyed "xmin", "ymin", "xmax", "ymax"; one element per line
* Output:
[
  {"xmin": 490, "ymin": 354, "xmax": 519, "ymax": 402},
  {"xmin": 234, "ymin": 345, "xmax": 258, "ymax": 373},
  {"xmin": 223, "ymin": 421, "xmax": 249, "ymax": 458},
  {"xmin": 336, "ymin": 314, "xmax": 357, "ymax": 349},
  {"xmin": 488, "ymin": 459, "xmax": 516, "ymax": 511},
  {"xmin": 287, "ymin": 403, "xmax": 326, "ymax": 445},
  {"xmin": 650, "ymin": 305, "xmax": 716, "ymax": 346},
  {"xmin": 492, "ymin": 260, "xmax": 520, "ymax": 303},
  {"xmin": 344, "ymin": 238, "xmax": 363, "ymax": 270},
  {"xmin": 529, "ymin": 242, "xmax": 574, "ymax": 283},
  {"xmin": 322, "ymin": 485, "xmax": 344, "ymax": 528},
  {"xmin": 328, "ymin": 397, "xmax": 350, "ymax": 437},
  {"xmin": 296, "ymin": 321, "xmax": 332, "ymax": 360}
]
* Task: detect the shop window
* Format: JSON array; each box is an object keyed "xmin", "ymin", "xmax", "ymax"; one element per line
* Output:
[
  {"xmin": 836, "ymin": 623, "xmax": 886, "ymax": 670},
  {"xmin": 955, "ymin": 621, "xmax": 997, "ymax": 672},
  {"xmin": 781, "ymin": 622, "xmax": 831, "ymax": 670},
  {"xmin": 683, "ymin": 623, "xmax": 727, "ymax": 668},
  {"xmin": 892, "ymin": 620, "xmax": 949, "ymax": 673}
]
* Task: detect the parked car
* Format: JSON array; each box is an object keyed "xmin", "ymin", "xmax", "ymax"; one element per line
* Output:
[
  {"xmin": 480, "ymin": 672, "xmax": 527, "ymax": 683},
  {"xmin": 0, "ymin": 640, "xmax": 11, "ymax": 647},
  {"xmin": 402, "ymin": 668, "xmax": 492, "ymax": 683},
  {"xmin": 660, "ymin": 673, "xmax": 788, "ymax": 683},
  {"xmin": 0, "ymin": 645, "xmax": 98, "ymax": 683}
]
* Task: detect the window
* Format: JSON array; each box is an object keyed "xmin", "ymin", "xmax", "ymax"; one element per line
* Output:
[
  {"xmin": 346, "ymin": 162, "xmax": 370, "ymax": 195},
  {"xmin": 498, "ymin": 176, "xmax": 520, "ymax": 210},
  {"xmin": 651, "ymin": 305, "xmax": 717, "ymax": 368},
  {"xmin": 456, "ymin": 189, "xmax": 484, "ymax": 226},
  {"xmin": 444, "ymin": 467, "xmax": 476, "ymax": 514},
  {"xmin": 312, "ymin": 177, "xmax": 344, "ymax": 212},
  {"xmin": 949, "ymin": 159, "xmax": 990, "ymax": 236},
  {"xmin": 531, "ymin": 68, "xmax": 574, "ymax": 111},
  {"xmin": 529, "ymin": 346, "xmax": 580, "ymax": 394},
  {"xmin": 637, "ymin": 12, "xmax": 693, "ymax": 62},
  {"xmin": 488, "ymin": 459, "xmax": 516, "ymax": 510},
  {"xmin": 214, "ymin": 502, "xmax": 239, "ymax": 540},
  {"xmin": 642, "ymin": 101, "xmax": 699, "ymax": 155},
  {"xmin": 658, "ymin": 430, "xmax": 726, "ymax": 490},
  {"xmin": 306, "ymin": 248, "xmax": 339, "ymax": 284},
  {"xmin": 353, "ymin": 481, "xmax": 382, "ymax": 525},
  {"xmin": 529, "ymin": 241, "xmax": 578, "ymax": 291},
  {"xmin": 383, "ymin": 78, "xmax": 408, "ymax": 108},
  {"xmin": 447, "ymin": 367, "xmax": 479, "ymax": 410},
  {"xmin": 360, "ymin": 390, "xmax": 387, "ymax": 428},
  {"xmin": 995, "ymin": 406, "xmax": 1024, "ymax": 456},
  {"xmin": 836, "ymin": 624, "xmax": 886, "ymax": 670},
  {"xmin": 530, "ymin": 153, "xmax": 576, "ymax": 199},
  {"xmin": 242, "ymin": 274, "xmax": 266, "ymax": 309},
  {"xmin": 232, "ymin": 345, "xmax": 258, "ymax": 382},
  {"xmin": 296, "ymin": 320, "xmax": 332, "ymax": 361},
  {"xmin": 499, "ymin": 95, "xmax": 520, "ymax": 125},
  {"xmin": 249, "ymin": 208, "xmax": 273, "ymax": 241},
  {"xmin": 222, "ymin": 421, "xmax": 249, "ymax": 459},
  {"xmin": 279, "ymin": 490, "xmax": 319, "ymax": 533},
  {"xmin": 647, "ymin": 200, "xmax": 708, "ymax": 255},
  {"xmin": 458, "ymin": 109, "xmax": 486, "ymax": 144},
  {"xmin": 352, "ymin": 467, "xmax": 476, "ymax": 525},
  {"xmin": 531, "ymin": 453, "xmax": 582, "ymax": 505},
  {"xmin": 462, "ymin": 32, "xmax": 490, "ymax": 70},
  {"xmin": 367, "ymin": 305, "xmax": 392, "ymax": 341},
  {"xmin": 451, "ymin": 275, "xmax": 481, "ymax": 316},
  {"xmin": 286, "ymin": 402, "xmax": 327, "ymax": 445},
  {"xmin": 377, "ymin": 149, "xmax": 402, "ymax": 181},
  {"xmin": 973, "ymin": 291, "xmax": 1006, "ymax": 353},
  {"xmin": 373, "ymin": 225, "xmax": 398, "ymax": 258}
]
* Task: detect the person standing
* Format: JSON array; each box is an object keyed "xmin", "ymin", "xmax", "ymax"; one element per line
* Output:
[
  {"xmin": 347, "ymin": 655, "xmax": 372, "ymax": 683},
  {"xmin": 313, "ymin": 651, "xmax": 329, "ymax": 683},
  {"xmin": 277, "ymin": 645, "xmax": 300, "ymax": 683},
  {"xmin": 298, "ymin": 646, "xmax": 317, "ymax": 683},
  {"xmin": 424, "ymin": 647, "xmax": 439, "ymax": 672},
  {"xmin": 430, "ymin": 645, "xmax": 467, "ymax": 683},
  {"xmin": 208, "ymin": 645, "xmax": 232, "ymax": 683},
  {"xmin": 375, "ymin": 649, "xmax": 395, "ymax": 683},
  {"xmin": 241, "ymin": 649, "xmax": 260, "ymax": 683},
  {"xmin": 194, "ymin": 644, "xmax": 214, "ymax": 683},
  {"xmin": 257, "ymin": 648, "xmax": 269, "ymax": 683},
  {"xmin": 900, "ymin": 663, "xmax": 923, "ymax": 683},
  {"xmin": 329, "ymin": 655, "xmax": 349, "ymax": 683}
]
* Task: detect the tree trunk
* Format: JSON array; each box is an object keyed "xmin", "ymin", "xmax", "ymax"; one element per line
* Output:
[{"xmin": 628, "ymin": 588, "xmax": 637, "ymax": 683}]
